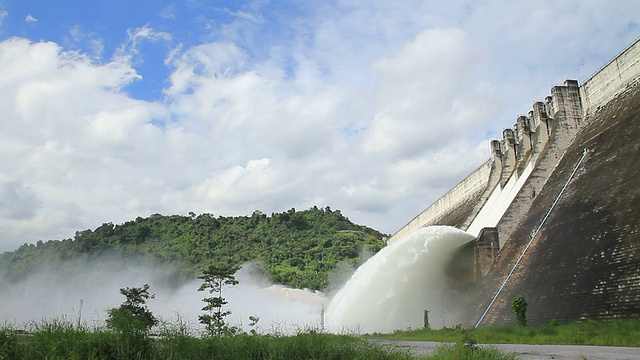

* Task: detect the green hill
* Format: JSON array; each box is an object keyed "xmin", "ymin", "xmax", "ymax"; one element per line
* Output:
[{"xmin": 0, "ymin": 206, "xmax": 387, "ymax": 290}]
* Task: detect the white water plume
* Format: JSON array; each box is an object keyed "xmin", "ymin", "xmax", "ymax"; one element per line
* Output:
[{"xmin": 324, "ymin": 226, "xmax": 475, "ymax": 334}]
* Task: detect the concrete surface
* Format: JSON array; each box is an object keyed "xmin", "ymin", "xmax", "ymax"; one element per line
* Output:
[{"xmin": 372, "ymin": 340, "xmax": 640, "ymax": 359}]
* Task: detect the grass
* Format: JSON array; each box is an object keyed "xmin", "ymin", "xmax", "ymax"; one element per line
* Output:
[
  {"xmin": 8, "ymin": 318, "xmax": 634, "ymax": 359},
  {"xmin": 0, "ymin": 319, "xmax": 416, "ymax": 360},
  {"xmin": 368, "ymin": 319, "xmax": 640, "ymax": 347},
  {"xmin": 430, "ymin": 342, "xmax": 518, "ymax": 360},
  {"xmin": 0, "ymin": 318, "xmax": 526, "ymax": 359}
]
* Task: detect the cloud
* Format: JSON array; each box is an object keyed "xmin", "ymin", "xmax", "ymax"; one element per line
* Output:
[
  {"xmin": 159, "ymin": 4, "xmax": 177, "ymax": 20},
  {"xmin": 67, "ymin": 25, "xmax": 104, "ymax": 58},
  {"xmin": 0, "ymin": 10, "xmax": 7, "ymax": 26},
  {"xmin": 0, "ymin": 180, "xmax": 42, "ymax": 220},
  {"xmin": 0, "ymin": 38, "xmax": 161, "ymax": 249},
  {"xmin": 127, "ymin": 24, "xmax": 172, "ymax": 44},
  {"xmin": 361, "ymin": 28, "xmax": 477, "ymax": 159},
  {"xmin": 24, "ymin": 14, "xmax": 36, "ymax": 23},
  {"xmin": 0, "ymin": 1, "xmax": 639, "ymax": 253},
  {"xmin": 115, "ymin": 24, "xmax": 172, "ymax": 65}
]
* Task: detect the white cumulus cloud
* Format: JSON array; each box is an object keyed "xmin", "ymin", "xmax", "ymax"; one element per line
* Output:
[{"xmin": 0, "ymin": 1, "xmax": 639, "ymax": 252}]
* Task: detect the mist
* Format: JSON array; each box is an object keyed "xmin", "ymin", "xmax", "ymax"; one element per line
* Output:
[
  {"xmin": 0, "ymin": 258, "xmax": 325, "ymax": 334},
  {"xmin": 1, "ymin": 226, "xmax": 475, "ymax": 335}
]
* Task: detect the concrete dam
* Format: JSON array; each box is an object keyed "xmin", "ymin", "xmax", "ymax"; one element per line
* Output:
[{"xmin": 389, "ymin": 38, "xmax": 640, "ymax": 327}]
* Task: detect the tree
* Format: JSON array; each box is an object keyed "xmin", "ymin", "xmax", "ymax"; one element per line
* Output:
[
  {"xmin": 106, "ymin": 284, "xmax": 157, "ymax": 336},
  {"xmin": 198, "ymin": 264, "xmax": 240, "ymax": 337},
  {"xmin": 511, "ymin": 295, "xmax": 528, "ymax": 327}
]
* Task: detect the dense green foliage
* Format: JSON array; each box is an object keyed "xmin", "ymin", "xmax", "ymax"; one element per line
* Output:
[
  {"xmin": 370, "ymin": 319, "xmax": 640, "ymax": 347},
  {"xmin": 106, "ymin": 284, "xmax": 158, "ymax": 337},
  {"xmin": 0, "ymin": 207, "xmax": 386, "ymax": 290},
  {"xmin": 511, "ymin": 295, "xmax": 527, "ymax": 327}
]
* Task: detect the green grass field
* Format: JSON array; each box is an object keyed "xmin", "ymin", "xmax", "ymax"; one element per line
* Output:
[
  {"xmin": 0, "ymin": 319, "xmax": 521, "ymax": 360},
  {"xmin": 368, "ymin": 319, "xmax": 640, "ymax": 347},
  {"xmin": 3, "ymin": 319, "xmax": 637, "ymax": 359}
]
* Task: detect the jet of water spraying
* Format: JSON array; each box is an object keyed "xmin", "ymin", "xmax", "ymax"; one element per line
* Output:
[{"xmin": 325, "ymin": 226, "xmax": 475, "ymax": 334}]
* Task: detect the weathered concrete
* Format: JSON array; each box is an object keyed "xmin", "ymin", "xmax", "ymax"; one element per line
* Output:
[
  {"xmin": 581, "ymin": 38, "xmax": 640, "ymax": 115},
  {"xmin": 496, "ymin": 80, "xmax": 584, "ymax": 248},
  {"xmin": 474, "ymin": 81, "xmax": 640, "ymax": 326}
]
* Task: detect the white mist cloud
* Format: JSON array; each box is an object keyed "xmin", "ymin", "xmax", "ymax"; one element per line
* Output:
[{"xmin": 0, "ymin": 259, "xmax": 324, "ymax": 334}]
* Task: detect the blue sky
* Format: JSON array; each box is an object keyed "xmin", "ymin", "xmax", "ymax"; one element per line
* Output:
[{"xmin": 0, "ymin": 0, "xmax": 639, "ymax": 251}]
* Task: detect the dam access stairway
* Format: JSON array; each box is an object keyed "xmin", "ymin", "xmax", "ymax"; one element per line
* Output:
[{"xmin": 388, "ymin": 38, "xmax": 640, "ymax": 327}]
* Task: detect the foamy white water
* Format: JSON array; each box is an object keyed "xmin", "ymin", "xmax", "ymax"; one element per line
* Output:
[{"xmin": 324, "ymin": 226, "xmax": 475, "ymax": 334}]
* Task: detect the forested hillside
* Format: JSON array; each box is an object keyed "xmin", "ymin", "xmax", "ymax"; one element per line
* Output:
[{"xmin": 0, "ymin": 207, "xmax": 387, "ymax": 290}]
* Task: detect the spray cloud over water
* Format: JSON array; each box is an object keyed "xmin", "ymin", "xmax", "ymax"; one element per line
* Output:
[
  {"xmin": 0, "ymin": 258, "xmax": 324, "ymax": 334},
  {"xmin": 325, "ymin": 226, "xmax": 475, "ymax": 334},
  {"xmin": 1, "ymin": 226, "xmax": 474, "ymax": 335}
]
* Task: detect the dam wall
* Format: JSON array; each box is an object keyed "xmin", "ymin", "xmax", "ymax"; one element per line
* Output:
[
  {"xmin": 471, "ymin": 38, "xmax": 640, "ymax": 324},
  {"xmin": 474, "ymin": 80, "xmax": 640, "ymax": 326},
  {"xmin": 378, "ymin": 37, "xmax": 640, "ymax": 329},
  {"xmin": 494, "ymin": 80, "xmax": 583, "ymax": 247},
  {"xmin": 389, "ymin": 80, "xmax": 583, "ymax": 244},
  {"xmin": 390, "ymin": 38, "xmax": 640, "ymax": 249},
  {"xmin": 581, "ymin": 38, "xmax": 640, "ymax": 115}
]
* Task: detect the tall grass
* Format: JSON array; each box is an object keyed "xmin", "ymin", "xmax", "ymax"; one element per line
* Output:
[
  {"xmin": 0, "ymin": 319, "xmax": 415, "ymax": 360},
  {"xmin": 372, "ymin": 319, "xmax": 640, "ymax": 347},
  {"xmin": 430, "ymin": 343, "xmax": 518, "ymax": 360},
  {"xmin": 10, "ymin": 317, "xmax": 600, "ymax": 359}
]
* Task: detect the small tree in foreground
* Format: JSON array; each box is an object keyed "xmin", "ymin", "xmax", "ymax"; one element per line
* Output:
[
  {"xmin": 198, "ymin": 264, "xmax": 240, "ymax": 337},
  {"xmin": 511, "ymin": 295, "xmax": 528, "ymax": 327},
  {"xmin": 106, "ymin": 284, "xmax": 157, "ymax": 336}
]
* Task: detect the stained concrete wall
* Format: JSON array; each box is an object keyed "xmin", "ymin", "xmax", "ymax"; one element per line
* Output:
[
  {"xmin": 391, "ymin": 41, "xmax": 640, "ymax": 324},
  {"xmin": 496, "ymin": 80, "xmax": 583, "ymax": 247},
  {"xmin": 581, "ymin": 38, "xmax": 640, "ymax": 115},
  {"xmin": 466, "ymin": 40, "xmax": 640, "ymax": 326},
  {"xmin": 473, "ymin": 82, "xmax": 640, "ymax": 326}
]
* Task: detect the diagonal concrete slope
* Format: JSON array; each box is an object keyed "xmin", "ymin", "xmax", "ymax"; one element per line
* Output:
[{"xmin": 473, "ymin": 81, "xmax": 640, "ymax": 326}]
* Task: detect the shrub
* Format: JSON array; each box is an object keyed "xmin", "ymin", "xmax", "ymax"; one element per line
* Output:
[{"xmin": 511, "ymin": 295, "xmax": 527, "ymax": 327}]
